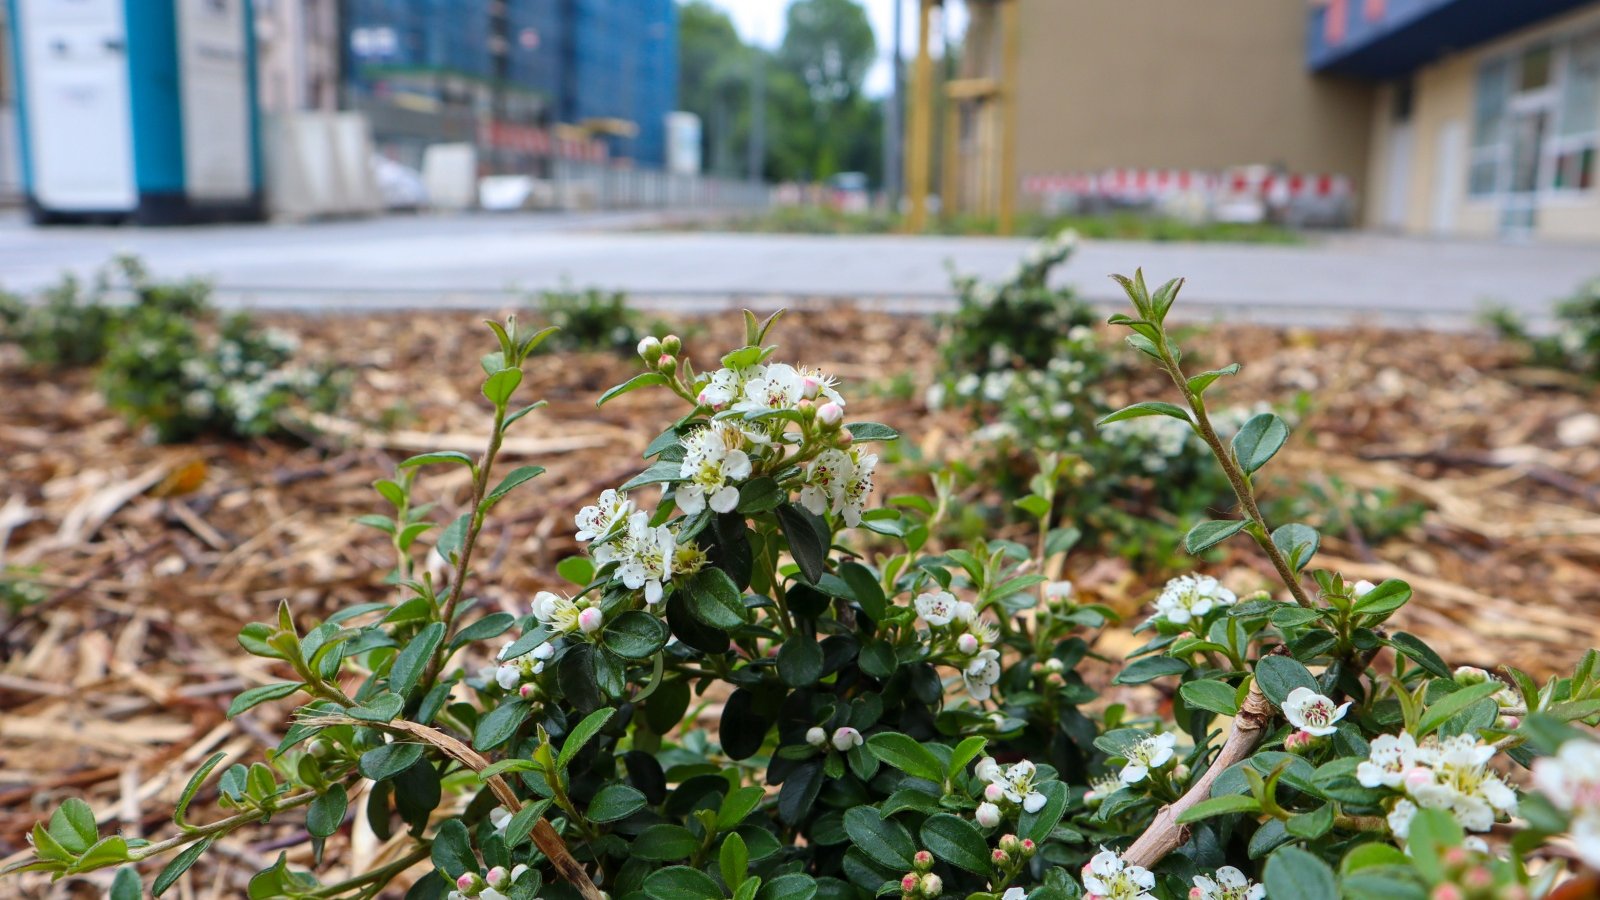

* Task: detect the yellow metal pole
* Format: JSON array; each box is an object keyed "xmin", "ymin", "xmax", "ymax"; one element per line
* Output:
[
  {"xmin": 905, "ymin": 0, "xmax": 935, "ymax": 233},
  {"xmin": 942, "ymin": 94, "xmax": 961, "ymax": 221},
  {"xmin": 997, "ymin": 0, "xmax": 1020, "ymax": 235}
]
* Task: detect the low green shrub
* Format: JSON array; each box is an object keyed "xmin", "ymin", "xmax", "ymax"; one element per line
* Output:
[
  {"xmin": 1487, "ymin": 277, "xmax": 1600, "ymax": 378},
  {"xmin": 537, "ymin": 286, "xmax": 642, "ymax": 354}
]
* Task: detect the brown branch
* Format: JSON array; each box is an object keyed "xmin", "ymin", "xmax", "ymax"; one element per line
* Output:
[
  {"xmin": 1120, "ymin": 667, "xmax": 1280, "ymax": 869},
  {"xmin": 312, "ymin": 716, "xmax": 602, "ymax": 900}
]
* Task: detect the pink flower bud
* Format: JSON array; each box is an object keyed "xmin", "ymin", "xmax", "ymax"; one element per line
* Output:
[
  {"xmin": 992, "ymin": 848, "xmax": 1009, "ymax": 864},
  {"xmin": 832, "ymin": 726, "xmax": 863, "ymax": 751},
  {"xmin": 984, "ymin": 783, "xmax": 1005, "ymax": 802},
  {"xmin": 806, "ymin": 726, "xmax": 828, "ymax": 747},
  {"xmin": 1442, "ymin": 847, "xmax": 1470, "ymax": 868},
  {"xmin": 901, "ymin": 873, "xmax": 920, "ymax": 893},
  {"xmin": 518, "ymin": 683, "xmax": 537, "ymax": 700},
  {"xmin": 836, "ymin": 429, "xmax": 854, "ymax": 446},
  {"xmin": 957, "ymin": 634, "xmax": 980, "ymax": 655},
  {"xmin": 1432, "ymin": 885, "xmax": 1463, "ymax": 900},
  {"xmin": 801, "ymin": 376, "xmax": 822, "ymax": 400},
  {"xmin": 1501, "ymin": 715, "xmax": 1520, "ymax": 729},
  {"xmin": 816, "ymin": 402, "xmax": 844, "ymax": 428},
  {"xmin": 657, "ymin": 355, "xmax": 677, "ymax": 375},
  {"xmin": 1190, "ymin": 889, "xmax": 1205, "ymax": 900},
  {"xmin": 913, "ymin": 850, "xmax": 934, "ymax": 872},
  {"xmin": 920, "ymin": 874, "xmax": 942, "ymax": 896},
  {"xmin": 975, "ymin": 801, "xmax": 1002, "ymax": 828},
  {"xmin": 486, "ymin": 866, "xmax": 510, "ymax": 889},
  {"xmin": 1464, "ymin": 867, "xmax": 1493, "ymax": 889},
  {"xmin": 1020, "ymin": 838, "xmax": 1035, "ymax": 855},
  {"xmin": 1285, "ymin": 730, "xmax": 1316, "ymax": 753},
  {"xmin": 637, "ymin": 336, "xmax": 661, "ymax": 361},
  {"xmin": 578, "ymin": 607, "xmax": 604, "ymax": 634},
  {"xmin": 1404, "ymin": 767, "xmax": 1434, "ymax": 790}
]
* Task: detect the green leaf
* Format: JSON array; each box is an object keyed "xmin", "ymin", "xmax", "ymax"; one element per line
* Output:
[
  {"xmin": 1404, "ymin": 808, "xmax": 1464, "ymax": 885},
  {"xmin": 349, "ymin": 692, "xmax": 405, "ymax": 723},
  {"xmin": 153, "ymin": 838, "xmax": 212, "ymax": 896},
  {"xmin": 558, "ymin": 707, "xmax": 617, "ymax": 769},
  {"xmin": 1389, "ymin": 632, "xmax": 1451, "ymax": 679},
  {"xmin": 777, "ymin": 636, "xmax": 825, "ymax": 687},
  {"xmin": 389, "ymin": 621, "xmax": 445, "ymax": 698},
  {"xmin": 733, "ymin": 476, "xmax": 786, "ymax": 514},
  {"xmin": 1271, "ymin": 523, "xmax": 1320, "ymax": 572},
  {"xmin": 685, "ymin": 567, "xmax": 748, "ymax": 630},
  {"xmin": 1180, "ymin": 679, "xmax": 1241, "ymax": 716},
  {"xmin": 720, "ymin": 831, "xmax": 750, "ymax": 889},
  {"xmin": 643, "ymin": 865, "xmax": 723, "ymax": 900},
  {"xmin": 111, "ymin": 866, "xmax": 142, "ymax": 900},
  {"xmin": 843, "ymin": 806, "xmax": 916, "ymax": 870},
  {"xmin": 1232, "ymin": 413, "xmax": 1290, "ymax": 474},
  {"xmin": 865, "ymin": 732, "xmax": 944, "ymax": 783},
  {"xmin": 1353, "ymin": 579, "xmax": 1412, "ymax": 616},
  {"xmin": 49, "ymin": 798, "xmax": 99, "ymax": 854},
  {"xmin": 430, "ymin": 818, "xmax": 475, "ymax": 880},
  {"xmin": 226, "ymin": 682, "xmax": 301, "ymax": 719},
  {"xmin": 586, "ymin": 783, "xmax": 647, "ymax": 823},
  {"xmin": 757, "ymin": 874, "xmax": 816, "ymax": 900},
  {"xmin": 473, "ymin": 699, "xmax": 531, "ymax": 751},
  {"xmin": 1097, "ymin": 401, "xmax": 1192, "ymax": 427},
  {"xmin": 1185, "ymin": 519, "xmax": 1247, "ymax": 554},
  {"xmin": 837, "ymin": 562, "xmax": 887, "ymax": 622},
  {"xmin": 484, "ymin": 465, "xmax": 545, "ymax": 506},
  {"xmin": 450, "ymin": 612, "xmax": 516, "ymax": 649},
  {"xmin": 1286, "ymin": 803, "xmax": 1334, "ymax": 839},
  {"xmin": 633, "ymin": 824, "xmax": 701, "ymax": 861},
  {"xmin": 602, "ymin": 610, "xmax": 670, "ymax": 659},
  {"xmin": 1017, "ymin": 780, "xmax": 1069, "ymax": 844},
  {"xmin": 1416, "ymin": 681, "xmax": 1506, "ymax": 737},
  {"xmin": 718, "ymin": 786, "xmax": 766, "ymax": 831},
  {"xmin": 1113, "ymin": 655, "xmax": 1190, "ymax": 685},
  {"xmin": 846, "ymin": 422, "xmax": 900, "ymax": 442},
  {"xmin": 399, "ymin": 450, "xmax": 474, "ymax": 469},
  {"xmin": 174, "ymin": 751, "xmax": 228, "ymax": 829},
  {"xmin": 620, "ymin": 459, "xmax": 686, "ymax": 492},
  {"xmin": 948, "ymin": 736, "xmax": 989, "ymax": 779},
  {"xmin": 598, "ymin": 372, "xmax": 669, "ymax": 407},
  {"xmin": 1263, "ymin": 845, "xmax": 1338, "ymax": 900},
  {"xmin": 556, "ymin": 555, "xmax": 595, "ymax": 587},
  {"xmin": 358, "ymin": 742, "xmax": 424, "ymax": 782},
  {"xmin": 1187, "ymin": 363, "xmax": 1241, "ymax": 395},
  {"xmin": 502, "ymin": 799, "xmax": 552, "ymax": 849},
  {"xmin": 1254, "ymin": 655, "xmax": 1320, "ymax": 707},
  {"xmin": 775, "ymin": 503, "xmax": 828, "ymax": 583},
  {"xmin": 483, "ymin": 367, "xmax": 523, "ymax": 405},
  {"xmin": 436, "ymin": 513, "xmax": 470, "ymax": 562},
  {"xmin": 919, "ymin": 813, "xmax": 991, "ymax": 874},
  {"xmin": 1176, "ymin": 794, "xmax": 1261, "ymax": 823},
  {"xmin": 307, "ymin": 785, "xmax": 348, "ymax": 839}
]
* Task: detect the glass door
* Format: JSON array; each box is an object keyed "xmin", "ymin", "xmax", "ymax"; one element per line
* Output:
[{"xmin": 1500, "ymin": 106, "xmax": 1548, "ymax": 237}]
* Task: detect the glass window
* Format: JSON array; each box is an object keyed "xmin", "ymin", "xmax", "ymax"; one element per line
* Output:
[
  {"xmin": 1519, "ymin": 43, "xmax": 1554, "ymax": 91},
  {"xmin": 1559, "ymin": 31, "xmax": 1600, "ymax": 137},
  {"xmin": 1473, "ymin": 59, "xmax": 1511, "ymax": 149}
]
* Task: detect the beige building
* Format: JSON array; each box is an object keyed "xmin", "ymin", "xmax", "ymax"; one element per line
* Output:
[
  {"xmin": 254, "ymin": 0, "xmax": 341, "ymax": 114},
  {"xmin": 956, "ymin": 0, "xmax": 1600, "ymax": 240}
]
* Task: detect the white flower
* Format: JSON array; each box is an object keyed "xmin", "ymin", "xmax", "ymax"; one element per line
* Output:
[
  {"xmin": 698, "ymin": 366, "xmax": 748, "ymax": 409},
  {"xmin": 494, "ymin": 664, "xmax": 521, "ymax": 690},
  {"xmin": 1387, "ymin": 797, "xmax": 1417, "ymax": 838},
  {"xmin": 915, "ymin": 590, "xmax": 959, "ymax": 626},
  {"xmin": 796, "ymin": 365, "xmax": 845, "ymax": 406},
  {"xmin": 799, "ymin": 448, "xmax": 854, "ymax": 518},
  {"xmin": 1044, "ymin": 580, "xmax": 1074, "ymax": 601},
  {"xmin": 1003, "ymin": 889, "xmax": 1027, "ymax": 900},
  {"xmin": 1084, "ymin": 772, "xmax": 1122, "ymax": 805},
  {"xmin": 975, "ymin": 757, "xmax": 1002, "ymax": 782},
  {"xmin": 489, "ymin": 806, "xmax": 512, "ymax": 834},
  {"xmin": 1358, "ymin": 731, "xmax": 1421, "ymax": 789},
  {"xmin": 1282, "ymin": 687, "xmax": 1351, "ymax": 737},
  {"xmin": 806, "ymin": 726, "xmax": 828, "ymax": 748},
  {"xmin": 615, "ymin": 511, "xmax": 674, "ymax": 604},
  {"xmin": 953, "ymin": 600, "xmax": 978, "ymax": 625},
  {"xmin": 1352, "ymin": 579, "xmax": 1377, "ymax": 597},
  {"xmin": 997, "ymin": 759, "xmax": 1048, "ymax": 813},
  {"xmin": 1574, "ymin": 810, "xmax": 1600, "ymax": 871},
  {"xmin": 1531, "ymin": 738, "xmax": 1600, "ymax": 815},
  {"xmin": 1119, "ymin": 732, "xmax": 1179, "ymax": 784},
  {"xmin": 575, "ymin": 489, "xmax": 633, "ymax": 542},
  {"xmin": 975, "ymin": 802, "xmax": 1002, "ymax": 828},
  {"xmin": 676, "ymin": 421, "xmax": 751, "ymax": 515},
  {"xmin": 1154, "ymin": 574, "xmax": 1236, "ymax": 625},
  {"xmin": 832, "ymin": 726, "xmax": 863, "ymax": 751},
  {"xmin": 963, "ymin": 648, "xmax": 1002, "ymax": 701},
  {"xmin": 577, "ymin": 607, "xmax": 604, "ymax": 634},
  {"xmin": 836, "ymin": 449, "xmax": 877, "ymax": 527},
  {"xmin": 736, "ymin": 363, "xmax": 804, "ymax": 413},
  {"xmin": 1081, "ymin": 848, "xmax": 1155, "ymax": 900},
  {"xmin": 531, "ymin": 591, "xmax": 582, "ymax": 634},
  {"xmin": 1190, "ymin": 866, "xmax": 1264, "ymax": 900},
  {"xmin": 920, "ymin": 874, "xmax": 943, "ymax": 897}
]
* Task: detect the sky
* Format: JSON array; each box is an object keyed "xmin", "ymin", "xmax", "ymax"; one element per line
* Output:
[{"xmin": 700, "ymin": 0, "xmax": 967, "ymax": 98}]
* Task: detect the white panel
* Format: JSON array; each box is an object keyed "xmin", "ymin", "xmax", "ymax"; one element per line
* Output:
[
  {"xmin": 18, "ymin": 0, "xmax": 136, "ymax": 211},
  {"xmin": 177, "ymin": 0, "xmax": 252, "ymax": 201}
]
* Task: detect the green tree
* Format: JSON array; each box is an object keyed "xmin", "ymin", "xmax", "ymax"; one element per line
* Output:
[
  {"xmin": 677, "ymin": 1, "xmax": 751, "ymax": 177},
  {"xmin": 776, "ymin": 0, "xmax": 882, "ymax": 185}
]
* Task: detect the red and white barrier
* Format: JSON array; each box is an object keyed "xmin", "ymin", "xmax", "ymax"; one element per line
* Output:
[{"xmin": 1024, "ymin": 168, "xmax": 1351, "ymax": 202}]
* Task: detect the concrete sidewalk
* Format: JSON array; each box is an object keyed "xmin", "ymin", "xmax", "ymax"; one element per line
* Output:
[{"xmin": 0, "ymin": 211, "xmax": 1592, "ymax": 328}]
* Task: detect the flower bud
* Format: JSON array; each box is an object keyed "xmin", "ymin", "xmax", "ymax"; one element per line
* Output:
[
  {"xmin": 486, "ymin": 866, "xmax": 510, "ymax": 889},
  {"xmin": 578, "ymin": 607, "xmax": 604, "ymax": 634},
  {"xmin": 991, "ymin": 847, "xmax": 1010, "ymax": 865},
  {"xmin": 1047, "ymin": 672, "xmax": 1066, "ymax": 687},
  {"xmin": 1190, "ymin": 889, "xmax": 1205, "ymax": 900},
  {"xmin": 1404, "ymin": 767, "xmax": 1434, "ymax": 791},
  {"xmin": 1352, "ymin": 579, "xmax": 1376, "ymax": 598},
  {"xmin": 1020, "ymin": 838, "xmax": 1035, "ymax": 857},
  {"xmin": 806, "ymin": 726, "xmax": 828, "ymax": 748},
  {"xmin": 957, "ymin": 634, "xmax": 980, "ymax": 655},
  {"xmin": 900, "ymin": 873, "xmax": 919, "ymax": 894},
  {"xmin": 657, "ymin": 355, "xmax": 678, "ymax": 376},
  {"xmin": 457, "ymin": 872, "xmax": 484, "ymax": 895},
  {"xmin": 1453, "ymin": 665, "xmax": 1491, "ymax": 686},
  {"xmin": 1284, "ymin": 730, "xmax": 1317, "ymax": 754},
  {"xmin": 975, "ymin": 801, "xmax": 1001, "ymax": 828},
  {"xmin": 307, "ymin": 738, "xmax": 331, "ymax": 759},
  {"xmin": 1432, "ymin": 885, "xmax": 1463, "ymax": 900},
  {"xmin": 1442, "ymin": 846, "xmax": 1471, "ymax": 869},
  {"xmin": 912, "ymin": 850, "xmax": 934, "ymax": 873},
  {"xmin": 998, "ymin": 834, "xmax": 1021, "ymax": 854},
  {"xmin": 919, "ymin": 873, "xmax": 943, "ymax": 897},
  {"xmin": 984, "ymin": 783, "xmax": 1005, "ymax": 802},
  {"xmin": 1045, "ymin": 658, "xmax": 1064, "ymax": 673},
  {"xmin": 801, "ymin": 375, "xmax": 822, "ymax": 400},
  {"xmin": 660, "ymin": 334, "xmax": 682, "ymax": 356},
  {"xmin": 518, "ymin": 683, "xmax": 538, "ymax": 700},
  {"xmin": 1463, "ymin": 867, "xmax": 1493, "ymax": 890},
  {"xmin": 832, "ymin": 726, "xmax": 863, "ymax": 751},
  {"xmin": 836, "ymin": 429, "xmax": 854, "ymax": 447},
  {"xmin": 1499, "ymin": 715, "xmax": 1520, "ymax": 730},
  {"xmin": 637, "ymin": 336, "xmax": 661, "ymax": 362},
  {"xmin": 816, "ymin": 402, "xmax": 844, "ymax": 428},
  {"xmin": 510, "ymin": 864, "xmax": 528, "ymax": 882}
]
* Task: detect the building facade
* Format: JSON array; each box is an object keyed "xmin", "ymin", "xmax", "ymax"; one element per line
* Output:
[
  {"xmin": 343, "ymin": 0, "xmax": 677, "ymax": 169},
  {"xmin": 1314, "ymin": 0, "xmax": 1600, "ymax": 240},
  {"xmin": 253, "ymin": 0, "xmax": 340, "ymax": 115}
]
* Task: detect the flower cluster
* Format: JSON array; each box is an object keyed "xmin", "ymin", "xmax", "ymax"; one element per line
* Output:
[
  {"xmin": 1531, "ymin": 738, "xmax": 1600, "ymax": 868},
  {"xmin": 913, "ymin": 590, "xmax": 1004, "ymax": 701},
  {"xmin": 975, "ymin": 757, "xmax": 1049, "ymax": 826},
  {"xmin": 1190, "ymin": 866, "xmax": 1265, "ymax": 900},
  {"xmin": 1152, "ymin": 573, "xmax": 1238, "ymax": 625},
  {"xmin": 1119, "ymin": 732, "xmax": 1180, "ymax": 785},
  {"xmin": 798, "ymin": 446, "xmax": 877, "ymax": 527},
  {"xmin": 676, "ymin": 420, "xmax": 752, "ymax": 515},
  {"xmin": 1357, "ymin": 731, "xmax": 1518, "ymax": 837},
  {"xmin": 447, "ymin": 862, "xmax": 529, "ymax": 900},
  {"xmin": 575, "ymin": 495, "xmax": 692, "ymax": 606},
  {"xmin": 1282, "ymin": 687, "xmax": 1351, "ymax": 737},
  {"xmin": 1081, "ymin": 848, "xmax": 1155, "ymax": 900}
]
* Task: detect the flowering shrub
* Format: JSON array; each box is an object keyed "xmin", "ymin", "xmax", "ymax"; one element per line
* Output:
[
  {"xmin": 0, "ymin": 256, "xmax": 169, "ymax": 369},
  {"xmin": 7, "ymin": 278, "xmax": 1600, "ymax": 900},
  {"xmin": 1486, "ymin": 275, "xmax": 1600, "ymax": 379}
]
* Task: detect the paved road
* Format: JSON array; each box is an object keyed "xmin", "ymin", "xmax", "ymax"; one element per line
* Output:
[{"xmin": 1, "ymin": 210, "xmax": 1593, "ymax": 328}]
